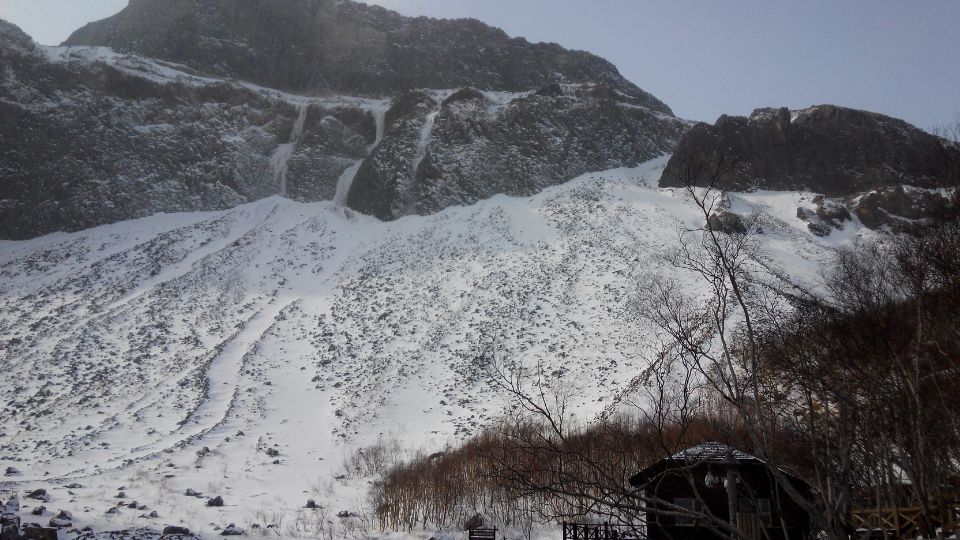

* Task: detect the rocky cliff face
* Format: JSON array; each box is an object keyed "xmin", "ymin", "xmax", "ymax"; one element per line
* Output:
[
  {"xmin": 2, "ymin": 0, "xmax": 685, "ymax": 239},
  {"xmin": 660, "ymin": 105, "xmax": 960, "ymax": 232},
  {"xmin": 63, "ymin": 0, "xmax": 670, "ymax": 114},
  {"xmin": 347, "ymin": 85, "xmax": 685, "ymax": 219},
  {"xmin": 662, "ymin": 106, "xmax": 959, "ymax": 193},
  {"xmin": 0, "ymin": 20, "xmax": 379, "ymax": 239}
]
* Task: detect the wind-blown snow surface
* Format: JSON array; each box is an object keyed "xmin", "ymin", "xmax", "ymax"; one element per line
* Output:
[{"xmin": 0, "ymin": 158, "xmax": 869, "ymax": 536}]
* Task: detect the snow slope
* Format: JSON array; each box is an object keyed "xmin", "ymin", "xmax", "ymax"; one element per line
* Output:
[{"xmin": 0, "ymin": 157, "xmax": 871, "ymax": 536}]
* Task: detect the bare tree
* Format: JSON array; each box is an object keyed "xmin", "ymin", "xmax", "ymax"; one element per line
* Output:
[
  {"xmin": 372, "ymin": 151, "xmax": 960, "ymax": 540},
  {"xmin": 930, "ymin": 112, "xmax": 960, "ymax": 144}
]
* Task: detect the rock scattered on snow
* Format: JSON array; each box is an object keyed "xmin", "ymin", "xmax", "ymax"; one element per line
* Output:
[
  {"xmin": 25, "ymin": 490, "xmax": 48, "ymax": 502},
  {"xmin": 48, "ymin": 510, "xmax": 72, "ymax": 528},
  {"xmin": 162, "ymin": 525, "xmax": 192, "ymax": 536},
  {"xmin": 220, "ymin": 523, "xmax": 244, "ymax": 536}
]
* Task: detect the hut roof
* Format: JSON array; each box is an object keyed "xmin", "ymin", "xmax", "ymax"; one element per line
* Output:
[{"xmin": 629, "ymin": 441, "xmax": 766, "ymax": 487}]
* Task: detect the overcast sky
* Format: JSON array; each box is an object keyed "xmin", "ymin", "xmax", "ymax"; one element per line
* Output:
[{"xmin": 2, "ymin": 0, "xmax": 958, "ymax": 129}]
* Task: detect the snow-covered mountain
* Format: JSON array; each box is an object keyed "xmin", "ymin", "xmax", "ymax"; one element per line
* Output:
[
  {"xmin": 0, "ymin": 2, "xmax": 685, "ymax": 240},
  {"xmin": 0, "ymin": 158, "xmax": 871, "ymax": 536},
  {"xmin": 2, "ymin": 1, "xmax": 956, "ymax": 537}
]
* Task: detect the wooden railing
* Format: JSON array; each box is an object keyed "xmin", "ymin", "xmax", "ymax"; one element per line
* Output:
[
  {"xmin": 562, "ymin": 522, "xmax": 641, "ymax": 540},
  {"xmin": 850, "ymin": 501, "xmax": 960, "ymax": 539}
]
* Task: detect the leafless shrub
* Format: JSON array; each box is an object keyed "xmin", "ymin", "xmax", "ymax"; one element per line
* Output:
[{"xmin": 341, "ymin": 433, "xmax": 404, "ymax": 478}]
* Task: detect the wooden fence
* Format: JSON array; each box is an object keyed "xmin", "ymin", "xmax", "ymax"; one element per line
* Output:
[
  {"xmin": 850, "ymin": 501, "xmax": 960, "ymax": 539},
  {"xmin": 562, "ymin": 522, "xmax": 641, "ymax": 540}
]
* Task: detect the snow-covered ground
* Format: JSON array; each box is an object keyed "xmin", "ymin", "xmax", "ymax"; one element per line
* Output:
[{"xmin": 0, "ymin": 157, "xmax": 871, "ymax": 538}]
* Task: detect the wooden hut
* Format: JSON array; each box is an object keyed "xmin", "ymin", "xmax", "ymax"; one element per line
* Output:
[{"xmin": 629, "ymin": 442, "xmax": 811, "ymax": 540}]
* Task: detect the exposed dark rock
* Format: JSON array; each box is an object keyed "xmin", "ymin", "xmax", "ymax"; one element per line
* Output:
[
  {"xmin": 64, "ymin": 0, "xmax": 669, "ymax": 113},
  {"xmin": 813, "ymin": 195, "xmax": 852, "ymax": 228},
  {"xmin": 807, "ymin": 221, "xmax": 832, "ymax": 237},
  {"xmin": 661, "ymin": 105, "xmax": 960, "ymax": 196},
  {"xmin": 442, "ymin": 87, "xmax": 487, "ymax": 107},
  {"xmin": 463, "ymin": 513, "xmax": 486, "ymax": 530},
  {"xmin": 305, "ymin": 499, "xmax": 317, "ymax": 509},
  {"xmin": 853, "ymin": 185, "xmax": 953, "ymax": 232},
  {"xmin": 348, "ymin": 84, "xmax": 685, "ymax": 220},
  {"xmin": 30, "ymin": 506, "xmax": 45, "ymax": 516},
  {"xmin": 206, "ymin": 496, "xmax": 224, "ymax": 507},
  {"xmin": 2, "ymin": 14, "xmax": 683, "ymax": 238},
  {"xmin": 264, "ymin": 448, "xmax": 279, "ymax": 457},
  {"xmin": 798, "ymin": 208, "xmax": 827, "ymax": 237},
  {"xmin": 0, "ymin": 20, "xmax": 372, "ymax": 239},
  {"xmin": 162, "ymin": 525, "xmax": 192, "ymax": 536},
  {"xmin": 19, "ymin": 525, "xmax": 58, "ymax": 540},
  {"xmin": 48, "ymin": 510, "xmax": 72, "ymax": 528},
  {"xmin": 0, "ymin": 522, "xmax": 19, "ymax": 540},
  {"xmin": 220, "ymin": 523, "xmax": 244, "ymax": 536},
  {"xmin": 707, "ymin": 211, "xmax": 750, "ymax": 235},
  {"xmin": 25, "ymin": 490, "xmax": 48, "ymax": 502},
  {"xmin": 3, "ymin": 467, "xmax": 18, "ymax": 476},
  {"xmin": 0, "ymin": 511, "xmax": 19, "ymax": 529},
  {"xmin": 534, "ymin": 82, "xmax": 564, "ymax": 97}
]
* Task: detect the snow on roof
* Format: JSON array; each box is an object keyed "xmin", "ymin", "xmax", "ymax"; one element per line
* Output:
[{"xmin": 669, "ymin": 441, "xmax": 760, "ymax": 463}]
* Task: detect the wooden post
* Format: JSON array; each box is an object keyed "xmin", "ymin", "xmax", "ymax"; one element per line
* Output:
[{"xmin": 726, "ymin": 467, "xmax": 738, "ymax": 528}]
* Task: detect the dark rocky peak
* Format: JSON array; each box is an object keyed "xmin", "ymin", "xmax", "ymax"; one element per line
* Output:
[
  {"xmin": 0, "ymin": 20, "xmax": 42, "ymax": 58},
  {"xmin": 63, "ymin": 0, "xmax": 671, "ymax": 114},
  {"xmin": 661, "ymin": 104, "xmax": 960, "ymax": 195}
]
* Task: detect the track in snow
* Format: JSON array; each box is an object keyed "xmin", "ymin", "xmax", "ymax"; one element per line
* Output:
[{"xmin": 0, "ymin": 157, "xmax": 872, "ymax": 535}]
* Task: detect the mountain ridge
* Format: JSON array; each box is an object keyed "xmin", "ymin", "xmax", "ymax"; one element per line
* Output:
[
  {"xmin": 63, "ymin": 0, "xmax": 672, "ymax": 114},
  {"xmin": 1, "ymin": 11, "xmax": 686, "ymax": 239}
]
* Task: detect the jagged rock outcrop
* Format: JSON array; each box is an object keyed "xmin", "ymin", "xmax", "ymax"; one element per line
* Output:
[
  {"xmin": 63, "ymin": 0, "xmax": 670, "ymax": 114},
  {"xmin": 661, "ymin": 105, "xmax": 959, "ymax": 193},
  {"xmin": 660, "ymin": 105, "xmax": 960, "ymax": 230},
  {"xmin": 854, "ymin": 186, "xmax": 956, "ymax": 232},
  {"xmin": 0, "ymin": 20, "xmax": 375, "ymax": 239},
  {"xmin": 2, "ymin": 0, "xmax": 685, "ymax": 239},
  {"xmin": 348, "ymin": 85, "xmax": 685, "ymax": 219}
]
